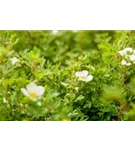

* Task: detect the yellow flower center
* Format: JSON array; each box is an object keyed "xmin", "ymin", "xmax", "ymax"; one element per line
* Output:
[
  {"xmin": 29, "ymin": 92, "xmax": 37, "ymax": 98},
  {"xmin": 79, "ymin": 76, "xmax": 86, "ymax": 80}
]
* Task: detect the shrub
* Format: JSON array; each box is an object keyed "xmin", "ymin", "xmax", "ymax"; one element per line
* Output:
[{"xmin": 1, "ymin": 30, "xmax": 135, "ymax": 121}]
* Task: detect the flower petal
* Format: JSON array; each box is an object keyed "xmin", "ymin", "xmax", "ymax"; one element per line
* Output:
[
  {"xmin": 75, "ymin": 71, "xmax": 82, "ymax": 77},
  {"xmin": 133, "ymin": 50, "xmax": 135, "ymax": 54},
  {"xmin": 121, "ymin": 60, "xmax": 127, "ymax": 65},
  {"xmin": 82, "ymin": 70, "xmax": 88, "ymax": 77},
  {"xmin": 121, "ymin": 60, "xmax": 131, "ymax": 66},
  {"xmin": 126, "ymin": 63, "xmax": 132, "ymax": 66},
  {"xmin": 118, "ymin": 50, "xmax": 127, "ymax": 56},
  {"xmin": 123, "ymin": 47, "xmax": 133, "ymax": 53},
  {"xmin": 21, "ymin": 88, "xmax": 29, "ymax": 97},
  {"xmin": 29, "ymin": 97, "xmax": 37, "ymax": 101},
  {"xmin": 35, "ymin": 86, "xmax": 45, "ymax": 96},
  {"xmin": 11, "ymin": 57, "xmax": 19, "ymax": 65},
  {"xmin": 78, "ymin": 77, "xmax": 85, "ymax": 81},
  {"xmin": 129, "ymin": 54, "xmax": 135, "ymax": 61},
  {"xmin": 26, "ymin": 82, "xmax": 37, "ymax": 92},
  {"xmin": 3, "ymin": 98, "xmax": 7, "ymax": 103},
  {"xmin": 84, "ymin": 75, "xmax": 93, "ymax": 82}
]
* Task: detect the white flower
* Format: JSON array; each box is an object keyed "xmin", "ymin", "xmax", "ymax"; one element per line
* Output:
[
  {"xmin": 121, "ymin": 60, "xmax": 131, "ymax": 66},
  {"xmin": 75, "ymin": 70, "xmax": 93, "ymax": 82},
  {"xmin": 133, "ymin": 50, "xmax": 135, "ymax": 54},
  {"xmin": 21, "ymin": 82, "xmax": 45, "ymax": 101},
  {"xmin": 118, "ymin": 50, "xmax": 127, "ymax": 56},
  {"xmin": 129, "ymin": 54, "xmax": 135, "ymax": 62},
  {"xmin": 52, "ymin": 30, "xmax": 59, "ymax": 35},
  {"xmin": 11, "ymin": 57, "xmax": 19, "ymax": 65},
  {"xmin": 118, "ymin": 47, "xmax": 133, "ymax": 56},
  {"xmin": 123, "ymin": 47, "xmax": 133, "ymax": 53},
  {"xmin": 3, "ymin": 98, "xmax": 7, "ymax": 103}
]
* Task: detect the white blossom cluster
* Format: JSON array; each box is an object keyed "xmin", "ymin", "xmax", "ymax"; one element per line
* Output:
[{"xmin": 118, "ymin": 47, "xmax": 135, "ymax": 66}]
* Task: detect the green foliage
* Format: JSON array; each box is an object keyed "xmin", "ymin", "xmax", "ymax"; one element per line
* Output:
[{"xmin": 1, "ymin": 30, "xmax": 135, "ymax": 121}]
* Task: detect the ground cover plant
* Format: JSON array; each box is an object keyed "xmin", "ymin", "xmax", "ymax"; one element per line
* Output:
[{"xmin": 1, "ymin": 30, "xmax": 135, "ymax": 121}]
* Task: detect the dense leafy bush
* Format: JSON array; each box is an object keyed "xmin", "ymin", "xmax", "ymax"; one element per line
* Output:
[{"xmin": 1, "ymin": 30, "xmax": 135, "ymax": 121}]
